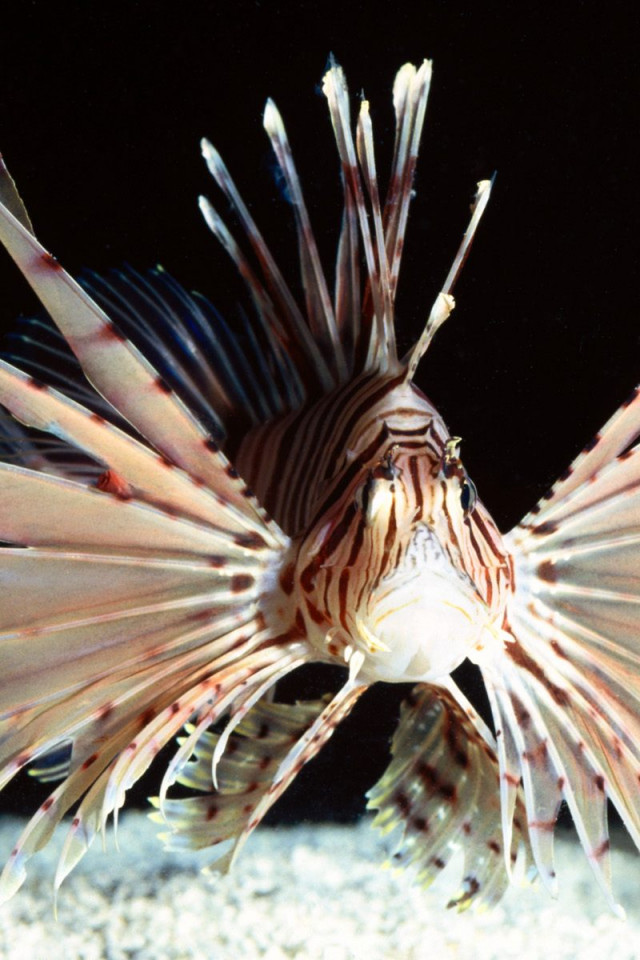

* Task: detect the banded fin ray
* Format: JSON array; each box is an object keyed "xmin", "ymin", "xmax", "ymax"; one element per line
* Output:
[
  {"xmin": 2, "ymin": 271, "xmax": 271, "ymax": 443},
  {"xmin": 202, "ymin": 59, "xmax": 440, "ymax": 404},
  {"xmin": 3, "ymin": 634, "xmax": 305, "ymax": 902},
  {"xmin": 0, "ymin": 185, "xmax": 311, "ymax": 896},
  {"xmin": 478, "ymin": 393, "xmax": 640, "ymax": 916},
  {"xmin": 263, "ymin": 99, "xmax": 346, "ymax": 380},
  {"xmin": 227, "ymin": 679, "xmax": 367, "ymax": 871},
  {"xmin": 0, "ymin": 390, "xmax": 299, "ymax": 902},
  {"xmin": 143, "ymin": 680, "xmax": 364, "ymax": 882},
  {"xmin": 384, "ymin": 61, "xmax": 432, "ymax": 302},
  {"xmin": 334, "ymin": 166, "xmax": 360, "ymax": 363},
  {"xmin": 199, "ymin": 140, "xmax": 332, "ymax": 399},
  {"xmin": 323, "ymin": 64, "xmax": 395, "ymax": 370},
  {"xmin": 403, "ymin": 177, "xmax": 493, "ymax": 381},
  {"xmin": 0, "ymin": 357, "xmax": 271, "ymax": 535},
  {"xmin": 80, "ymin": 267, "xmax": 242, "ymax": 437},
  {"xmin": 0, "ymin": 463, "xmax": 254, "ymax": 555},
  {"xmin": 0, "ymin": 551, "xmax": 268, "ymax": 720},
  {"xmin": 148, "ymin": 697, "xmax": 329, "ymax": 872},
  {"xmin": 0, "ymin": 199, "xmax": 277, "ymax": 534},
  {"xmin": 367, "ymin": 683, "xmax": 532, "ymax": 911},
  {"xmin": 0, "ymin": 612, "xmax": 267, "ymax": 794},
  {"xmin": 3, "ymin": 315, "xmax": 116, "ymax": 416},
  {"xmin": 523, "ymin": 384, "xmax": 640, "ymax": 515}
]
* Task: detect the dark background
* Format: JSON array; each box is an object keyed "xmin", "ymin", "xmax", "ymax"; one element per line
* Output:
[{"xmin": 1, "ymin": 2, "xmax": 639, "ymax": 821}]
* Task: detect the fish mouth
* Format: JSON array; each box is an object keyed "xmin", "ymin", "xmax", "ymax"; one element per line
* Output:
[{"xmin": 355, "ymin": 525, "xmax": 489, "ymax": 683}]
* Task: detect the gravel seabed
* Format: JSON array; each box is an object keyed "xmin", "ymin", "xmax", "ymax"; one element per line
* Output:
[{"xmin": 0, "ymin": 812, "xmax": 638, "ymax": 959}]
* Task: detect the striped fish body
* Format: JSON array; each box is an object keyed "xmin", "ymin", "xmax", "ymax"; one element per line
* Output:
[
  {"xmin": 238, "ymin": 375, "xmax": 510, "ymax": 682},
  {"xmin": 0, "ymin": 59, "xmax": 639, "ymax": 915}
]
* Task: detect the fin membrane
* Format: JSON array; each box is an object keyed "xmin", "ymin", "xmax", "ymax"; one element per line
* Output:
[
  {"xmin": 367, "ymin": 682, "xmax": 532, "ymax": 910},
  {"xmin": 483, "ymin": 387, "xmax": 640, "ymax": 915},
  {"xmin": 150, "ymin": 697, "xmax": 330, "ymax": 873}
]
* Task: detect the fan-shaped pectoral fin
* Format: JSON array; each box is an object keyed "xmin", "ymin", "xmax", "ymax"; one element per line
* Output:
[
  {"xmin": 151, "ymin": 681, "xmax": 367, "ymax": 876},
  {"xmin": 491, "ymin": 398, "xmax": 640, "ymax": 916},
  {"xmin": 367, "ymin": 679, "xmax": 532, "ymax": 911}
]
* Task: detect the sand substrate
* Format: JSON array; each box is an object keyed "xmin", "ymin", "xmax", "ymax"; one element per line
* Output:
[{"xmin": 0, "ymin": 811, "xmax": 638, "ymax": 959}]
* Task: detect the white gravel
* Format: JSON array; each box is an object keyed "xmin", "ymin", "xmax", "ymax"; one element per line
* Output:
[{"xmin": 0, "ymin": 812, "xmax": 638, "ymax": 959}]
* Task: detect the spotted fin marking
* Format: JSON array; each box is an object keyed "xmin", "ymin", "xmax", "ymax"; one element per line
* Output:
[
  {"xmin": 0, "ymin": 463, "xmax": 252, "ymax": 555},
  {"xmin": 148, "ymin": 697, "xmax": 330, "ymax": 873},
  {"xmin": 366, "ymin": 683, "xmax": 532, "ymax": 911},
  {"xmin": 0, "ymin": 187, "xmax": 310, "ymax": 899},
  {"xmin": 477, "ymin": 390, "xmax": 640, "ymax": 917},
  {"xmin": 50, "ymin": 645, "xmax": 308, "ymax": 894},
  {"xmin": 0, "ymin": 453, "xmax": 301, "ymax": 903},
  {"xmin": 0, "ymin": 358, "xmax": 268, "ymax": 535},
  {"xmin": 0, "ymin": 343, "xmax": 311, "ymax": 900},
  {"xmin": 220, "ymin": 678, "xmax": 367, "ymax": 871},
  {"xmin": 0, "ymin": 613, "xmax": 308, "ymax": 903},
  {"xmin": 0, "ymin": 198, "xmax": 278, "ymax": 536}
]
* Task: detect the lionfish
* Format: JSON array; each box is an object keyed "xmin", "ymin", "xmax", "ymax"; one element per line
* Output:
[{"xmin": 0, "ymin": 58, "xmax": 637, "ymax": 915}]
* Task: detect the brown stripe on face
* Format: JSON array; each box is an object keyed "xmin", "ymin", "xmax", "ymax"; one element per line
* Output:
[
  {"xmin": 325, "ymin": 372, "xmax": 405, "ymax": 476},
  {"xmin": 307, "ymin": 431, "xmax": 388, "ymax": 532},
  {"xmin": 408, "ymin": 455, "xmax": 424, "ymax": 518},
  {"xmin": 338, "ymin": 568, "xmax": 351, "ymax": 632},
  {"xmin": 440, "ymin": 478, "xmax": 460, "ymax": 554},
  {"xmin": 345, "ymin": 510, "xmax": 366, "ymax": 568},
  {"xmin": 469, "ymin": 509, "xmax": 507, "ymax": 565},
  {"xmin": 373, "ymin": 496, "xmax": 398, "ymax": 591}
]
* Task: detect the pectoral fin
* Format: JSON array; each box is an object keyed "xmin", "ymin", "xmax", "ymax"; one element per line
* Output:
[
  {"xmin": 150, "ymin": 687, "xmax": 365, "ymax": 875},
  {"xmin": 479, "ymin": 388, "xmax": 640, "ymax": 916},
  {"xmin": 367, "ymin": 681, "xmax": 532, "ymax": 910}
]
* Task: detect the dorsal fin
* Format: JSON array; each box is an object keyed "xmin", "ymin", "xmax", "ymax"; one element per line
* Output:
[{"xmin": 0, "ymin": 154, "xmax": 34, "ymax": 235}]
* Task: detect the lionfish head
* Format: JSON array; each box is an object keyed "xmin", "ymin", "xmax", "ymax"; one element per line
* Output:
[{"xmin": 295, "ymin": 422, "xmax": 498, "ymax": 684}]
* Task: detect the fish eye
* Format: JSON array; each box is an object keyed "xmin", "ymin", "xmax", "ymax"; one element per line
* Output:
[{"xmin": 460, "ymin": 476, "xmax": 477, "ymax": 515}]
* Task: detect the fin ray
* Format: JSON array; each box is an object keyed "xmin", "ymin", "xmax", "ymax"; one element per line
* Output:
[
  {"xmin": 483, "ymin": 391, "xmax": 640, "ymax": 914},
  {"xmin": 367, "ymin": 683, "xmax": 532, "ymax": 910}
]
